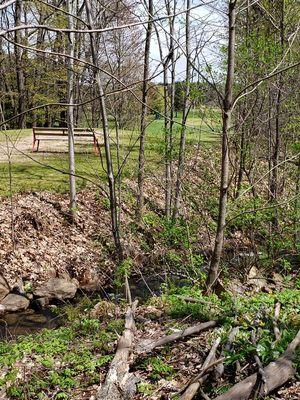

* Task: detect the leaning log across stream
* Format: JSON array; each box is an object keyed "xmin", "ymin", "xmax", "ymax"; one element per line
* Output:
[
  {"xmin": 95, "ymin": 300, "xmax": 138, "ymax": 400},
  {"xmin": 213, "ymin": 328, "xmax": 300, "ymax": 400}
]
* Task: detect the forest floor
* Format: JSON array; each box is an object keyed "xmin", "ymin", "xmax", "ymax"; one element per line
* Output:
[
  {"xmin": 0, "ymin": 285, "xmax": 299, "ymax": 400},
  {"xmin": 0, "ymin": 183, "xmax": 299, "ymax": 400}
]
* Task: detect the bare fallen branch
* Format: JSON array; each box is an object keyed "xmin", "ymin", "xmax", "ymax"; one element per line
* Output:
[
  {"xmin": 199, "ymin": 388, "xmax": 211, "ymax": 400},
  {"xmin": 95, "ymin": 300, "xmax": 138, "ymax": 400},
  {"xmin": 135, "ymin": 320, "xmax": 217, "ymax": 355},
  {"xmin": 213, "ymin": 329, "xmax": 300, "ymax": 400},
  {"xmin": 178, "ymin": 338, "xmax": 222, "ymax": 400}
]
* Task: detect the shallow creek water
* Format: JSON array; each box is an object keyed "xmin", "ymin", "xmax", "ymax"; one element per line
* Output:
[
  {"xmin": 0, "ymin": 274, "xmax": 184, "ymax": 340},
  {"xmin": 0, "ymin": 308, "xmax": 61, "ymax": 339}
]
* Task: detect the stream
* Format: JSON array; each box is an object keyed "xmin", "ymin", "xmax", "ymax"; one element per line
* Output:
[
  {"xmin": 0, "ymin": 274, "xmax": 176, "ymax": 340},
  {"xmin": 0, "ymin": 308, "xmax": 60, "ymax": 340}
]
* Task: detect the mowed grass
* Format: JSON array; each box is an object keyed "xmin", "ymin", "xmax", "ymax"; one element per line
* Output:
[
  {"xmin": 0, "ymin": 111, "xmax": 221, "ymax": 196},
  {"xmin": 0, "ymin": 128, "xmax": 32, "ymax": 143}
]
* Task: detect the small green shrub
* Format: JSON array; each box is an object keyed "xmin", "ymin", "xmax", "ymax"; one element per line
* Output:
[{"xmin": 114, "ymin": 257, "xmax": 133, "ymax": 288}]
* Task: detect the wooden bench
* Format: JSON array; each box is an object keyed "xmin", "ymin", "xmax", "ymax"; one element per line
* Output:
[{"xmin": 32, "ymin": 127, "xmax": 101, "ymax": 154}]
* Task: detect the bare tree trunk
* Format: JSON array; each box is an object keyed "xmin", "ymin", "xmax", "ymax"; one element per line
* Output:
[
  {"xmin": 14, "ymin": 0, "xmax": 26, "ymax": 128},
  {"xmin": 294, "ymin": 155, "xmax": 300, "ymax": 249},
  {"xmin": 85, "ymin": 0, "xmax": 123, "ymax": 260},
  {"xmin": 164, "ymin": 60, "xmax": 171, "ymax": 217},
  {"xmin": 136, "ymin": 0, "xmax": 153, "ymax": 222},
  {"xmin": 164, "ymin": 0, "xmax": 176, "ymax": 218},
  {"xmin": 269, "ymin": 0, "xmax": 284, "ymax": 232},
  {"xmin": 206, "ymin": 0, "xmax": 236, "ymax": 292},
  {"xmin": 235, "ymin": 127, "xmax": 245, "ymax": 198},
  {"xmin": 67, "ymin": 0, "xmax": 77, "ymax": 220},
  {"xmin": 173, "ymin": 0, "xmax": 191, "ymax": 219}
]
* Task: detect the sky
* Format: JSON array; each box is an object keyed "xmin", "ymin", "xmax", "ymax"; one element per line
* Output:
[{"xmin": 148, "ymin": 0, "xmax": 226, "ymax": 82}]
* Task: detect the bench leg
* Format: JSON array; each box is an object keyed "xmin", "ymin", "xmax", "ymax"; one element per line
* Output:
[
  {"xmin": 93, "ymin": 137, "xmax": 99, "ymax": 155},
  {"xmin": 32, "ymin": 138, "xmax": 37, "ymax": 152},
  {"xmin": 37, "ymin": 140, "xmax": 40, "ymax": 152}
]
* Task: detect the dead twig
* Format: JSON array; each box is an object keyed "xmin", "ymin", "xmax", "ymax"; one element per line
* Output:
[
  {"xmin": 251, "ymin": 330, "xmax": 267, "ymax": 398},
  {"xmin": 175, "ymin": 295, "xmax": 222, "ymax": 310},
  {"xmin": 177, "ymin": 338, "xmax": 223, "ymax": 400}
]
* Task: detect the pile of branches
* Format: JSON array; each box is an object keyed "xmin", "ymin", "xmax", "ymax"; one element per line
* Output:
[{"xmin": 92, "ymin": 299, "xmax": 300, "ymax": 400}]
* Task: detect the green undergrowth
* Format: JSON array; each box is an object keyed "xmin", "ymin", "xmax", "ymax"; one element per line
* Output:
[
  {"xmin": 0, "ymin": 298, "xmax": 121, "ymax": 399},
  {"xmin": 162, "ymin": 285, "xmax": 300, "ymax": 370},
  {"xmin": 1, "ymin": 285, "xmax": 299, "ymax": 399}
]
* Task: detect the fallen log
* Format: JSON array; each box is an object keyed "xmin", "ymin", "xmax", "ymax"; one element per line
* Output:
[
  {"xmin": 135, "ymin": 320, "xmax": 217, "ymax": 355},
  {"xmin": 179, "ymin": 375, "xmax": 208, "ymax": 400},
  {"xmin": 213, "ymin": 328, "xmax": 300, "ymax": 400},
  {"xmin": 95, "ymin": 300, "xmax": 138, "ymax": 400}
]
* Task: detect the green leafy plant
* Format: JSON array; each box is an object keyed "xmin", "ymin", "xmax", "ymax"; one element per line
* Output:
[
  {"xmin": 142, "ymin": 356, "xmax": 174, "ymax": 381},
  {"xmin": 114, "ymin": 257, "xmax": 133, "ymax": 288}
]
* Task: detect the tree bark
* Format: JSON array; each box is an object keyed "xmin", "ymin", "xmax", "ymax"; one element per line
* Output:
[
  {"xmin": 136, "ymin": 0, "xmax": 153, "ymax": 222},
  {"xmin": 173, "ymin": 0, "xmax": 191, "ymax": 219},
  {"xmin": 14, "ymin": 0, "xmax": 26, "ymax": 128},
  {"xmin": 96, "ymin": 301, "xmax": 138, "ymax": 400},
  {"xmin": 294, "ymin": 155, "xmax": 300, "ymax": 248},
  {"xmin": 179, "ymin": 338, "xmax": 221, "ymax": 400},
  {"xmin": 206, "ymin": 0, "xmax": 236, "ymax": 292},
  {"xmin": 269, "ymin": 0, "xmax": 284, "ymax": 232},
  {"xmin": 85, "ymin": 0, "xmax": 123, "ymax": 260},
  {"xmin": 135, "ymin": 320, "xmax": 217, "ymax": 355},
  {"xmin": 164, "ymin": 0, "xmax": 176, "ymax": 218},
  {"xmin": 67, "ymin": 0, "xmax": 77, "ymax": 220}
]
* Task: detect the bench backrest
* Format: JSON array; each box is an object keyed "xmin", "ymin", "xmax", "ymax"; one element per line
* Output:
[{"xmin": 33, "ymin": 127, "xmax": 97, "ymax": 137}]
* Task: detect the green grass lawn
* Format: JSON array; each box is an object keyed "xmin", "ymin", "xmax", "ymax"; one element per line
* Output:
[
  {"xmin": 0, "ymin": 112, "xmax": 221, "ymax": 196},
  {"xmin": 0, "ymin": 128, "xmax": 32, "ymax": 143}
]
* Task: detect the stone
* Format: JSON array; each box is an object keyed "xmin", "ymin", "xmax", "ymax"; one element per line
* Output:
[
  {"xmin": 3, "ymin": 313, "xmax": 19, "ymax": 325},
  {"xmin": 33, "ymin": 278, "xmax": 78, "ymax": 300},
  {"xmin": 36, "ymin": 297, "xmax": 50, "ymax": 308},
  {"xmin": 0, "ymin": 276, "xmax": 10, "ymax": 301},
  {"xmin": 90, "ymin": 301, "xmax": 120, "ymax": 318},
  {"xmin": 11, "ymin": 278, "xmax": 25, "ymax": 294},
  {"xmin": 1, "ymin": 294, "xmax": 30, "ymax": 312},
  {"xmin": 0, "ymin": 304, "xmax": 5, "ymax": 316},
  {"xmin": 272, "ymin": 272, "xmax": 284, "ymax": 286},
  {"xmin": 24, "ymin": 314, "xmax": 48, "ymax": 324},
  {"xmin": 144, "ymin": 305, "xmax": 163, "ymax": 319},
  {"xmin": 228, "ymin": 279, "xmax": 246, "ymax": 295},
  {"xmin": 247, "ymin": 266, "xmax": 267, "ymax": 291}
]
